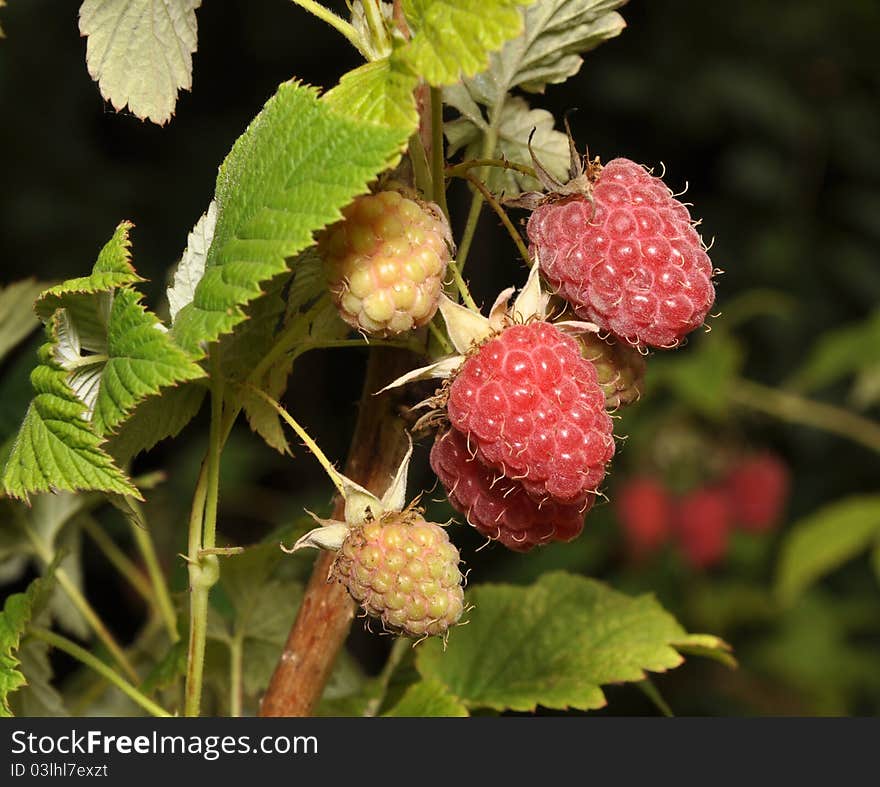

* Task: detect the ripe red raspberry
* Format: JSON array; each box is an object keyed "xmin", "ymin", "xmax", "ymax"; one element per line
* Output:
[
  {"xmin": 430, "ymin": 427, "xmax": 590, "ymax": 552},
  {"xmin": 615, "ymin": 476, "xmax": 673, "ymax": 559},
  {"xmin": 576, "ymin": 331, "xmax": 647, "ymax": 410},
  {"xmin": 318, "ymin": 190, "xmax": 451, "ymax": 336},
  {"xmin": 724, "ymin": 453, "xmax": 790, "ymax": 533},
  {"xmin": 446, "ymin": 321, "xmax": 615, "ymax": 504},
  {"xmin": 332, "ymin": 511, "xmax": 464, "ymax": 638},
  {"xmin": 527, "ymin": 158, "xmax": 715, "ymax": 348},
  {"xmin": 673, "ymin": 486, "xmax": 732, "ymax": 569}
]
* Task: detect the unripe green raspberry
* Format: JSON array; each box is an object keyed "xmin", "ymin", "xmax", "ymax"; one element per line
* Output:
[
  {"xmin": 318, "ymin": 190, "xmax": 452, "ymax": 336},
  {"xmin": 577, "ymin": 332, "xmax": 646, "ymax": 410},
  {"xmin": 332, "ymin": 510, "xmax": 465, "ymax": 638}
]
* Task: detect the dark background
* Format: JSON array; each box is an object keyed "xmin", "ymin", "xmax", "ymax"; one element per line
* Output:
[{"xmin": 1, "ymin": 1, "xmax": 879, "ymax": 715}]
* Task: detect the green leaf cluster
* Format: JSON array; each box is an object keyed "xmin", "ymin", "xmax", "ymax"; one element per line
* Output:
[
  {"xmin": 3, "ymin": 223, "xmax": 203, "ymax": 501},
  {"xmin": 378, "ymin": 572, "xmax": 730, "ymax": 715}
]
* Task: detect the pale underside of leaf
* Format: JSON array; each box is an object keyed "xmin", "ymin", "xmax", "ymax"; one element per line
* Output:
[
  {"xmin": 168, "ymin": 201, "xmax": 217, "ymax": 323},
  {"xmin": 171, "ymin": 81, "xmax": 408, "ymax": 358},
  {"xmin": 79, "ymin": 0, "xmax": 201, "ymax": 125},
  {"xmin": 2, "ymin": 349, "xmax": 140, "ymax": 502},
  {"xmin": 417, "ymin": 571, "xmax": 730, "ymax": 712},
  {"xmin": 469, "ymin": 0, "xmax": 627, "ymax": 103},
  {"xmin": 445, "ymin": 96, "xmax": 570, "ymax": 193}
]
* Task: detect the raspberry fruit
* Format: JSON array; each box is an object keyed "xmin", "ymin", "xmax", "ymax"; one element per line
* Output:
[
  {"xmin": 332, "ymin": 511, "xmax": 464, "ymax": 638},
  {"xmin": 446, "ymin": 321, "xmax": 615, "ymax": 504},
  {"xmin": 724, "ymin": 453, "xmax": 790, "ymax": 533},
  {"xmin": 673, "ymin": 486, "xmax": 732, "ymax": 569},
  {"xmin": 615, "ymin": 476, "xmax": 673, "ymax": 559},
  {"xmin": 577, "ymin": 332, "xmax": 647, "ymax": 410},
  {"xmin": 527, "ymin": 158, "xmax": 715, "ymax": 348},
  {"xmin": 318, "ymin": 190, "xmax": 451, "ymax": 336},
  {"xmin": 430, "ymin": 427, "xmax": 590, "ymax": 552}
]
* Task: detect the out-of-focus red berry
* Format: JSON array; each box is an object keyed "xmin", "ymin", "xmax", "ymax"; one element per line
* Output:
[
  {"xmin": 673, "ymin": 486, "xmax": 733, "ymax": 569},
  {"xmin": 725, "ymin": 453, "xmax": 790, "ymax": 533},
  {"xmin": 615, "ymin": 476, "xmax": 673, "ymax": 559}
]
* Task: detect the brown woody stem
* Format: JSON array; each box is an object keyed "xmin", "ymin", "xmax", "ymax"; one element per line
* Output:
[{"xmin": 259, "ymin": 348, "xmax": 416, "ymax": 716}]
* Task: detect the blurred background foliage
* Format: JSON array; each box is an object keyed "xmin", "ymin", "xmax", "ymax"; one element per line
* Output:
[{"xmin": 1, "ymin": 0, "xmax": 879, "ymax": 716}]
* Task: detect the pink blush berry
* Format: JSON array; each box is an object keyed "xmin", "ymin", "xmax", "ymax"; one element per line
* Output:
[
  {"xmin": 528, "ymin": 158, "xmax": 715, "ymax": 348},
  {"xmin": 446, "ymin": 321, "xmax": 614, "ymax": 504},
  {"xmin": 430, "ymin": 427, "xmax": 590, "ymax": 552}
]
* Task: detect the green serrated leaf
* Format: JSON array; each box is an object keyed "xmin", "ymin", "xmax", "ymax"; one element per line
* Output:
[
  {"xmin": 171, "ymin": 81, "xmax": 407, "ymax": 358},
  {"xmin": 445, "ymin": 96, "xmax": 569, "ymax": 193},
  {"xmin": 776, "ymin": 495, "xmax": 880, "ymax": 606},
  {"xmin": 140, "ymin": 640, "xmax": 187, "ymax": 695},
  {"xmin": 399, "ymin": 0, "xmax": 533, "ymax": 86},
  {"xmin": 788, "ymin": 309, "xmax": 880, "ymax": 394},
  {"xmin": 383, "ymin": 678, "xmax": 469, "ymax": 717},
  {"xmin": 35, "ymin": 222, "xmax": 142, "ymax": 321},
  {"xmin": 88, "ymin": 289, "xmax": 204, "ymax": 435},
  {"xmin": 0, "ymin": 571, "xmax": 55, "ymax": 716},
  {"xmin": 206, "ymin": 541, "xmax": 303, "ymax": 705},
  {"xmin": 417, "ymin": 571, "xmax": 729, "ymax": 712},
  {"xmin": 168, "ymin": 201, "xmax": 217, "ymax": 323},
  {"xmin": 441, "ymin": 0, "xmax": 625, "ymax": 194},
  {"xmin": 0, "ymin": 280, "xmax": 48, "ymax": 362},
  {"xmin": 8, "ymin": 638, "xmax": 69, "ymax": 717},
  {"xmin": 2, "ymin": 338, "xmax": 139, "ymax": 502},
  {"xmin": 239, "ymin": 261, "xmax": 348, "ymax": 454},
  {"xmin": 324, "ymin": 56, "xmax": 419, "ymax": 132},
  {"xmin": 469, "ymin": 0, "xmax": 626, "ymax": 103},
  {"xmin": 79, "ymin": 0, "xmax": 201, "ymax": 125},
  {"xmin": 672, "ymin": 633, "xmax": 737, "ymax": 669},
  {"xmin": 106, "ymin": 381, "xmax": 206, "ymax": 465}
]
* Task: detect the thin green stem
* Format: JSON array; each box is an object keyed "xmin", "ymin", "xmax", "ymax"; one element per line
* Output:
[
  {"xmin": 446, "ymin": 158, "xmax": 536, "ymax": 180},
  {"xmin": 229, "ymin": 633, "xmax": 244, "ymax": 718},
  {"xmin": 55, "ymin": 570, "xmax": 139, "ymax": 683},
  {"xmin": 453, "ymin": 192, "xmax": 483, "ymax": 277},
  {"xmin": 246, "ymin": 386, "xmax": 346, "ymax": 497},
  {"xmin": 428, "ymin": 319, "xmax": 453, "ymax": 355},
  {"xmin": 23, "ymin": 527, "xmax": 138, "ymax": 683},
  {"xmin": 637, "ymin": 677, "xmax": 674, "ymax": 718},
  {"xmin": 364, "ymin": 636, "xmax": 410, "ymax": 716},
  {"xmin": 129, "ymin": 512, "xmax": 179, "ymax": 642},
  {"xmin": 729, "ymin": 378, "xmax": 880, "ymax": 454},
  {"xmin": 199, "ymin": 547, "xmax": 245, "ymax": 558},
  {"xmin": 462, "ymin": 172, "xmax": 531, "ymax": 266},
  {"xmin": 288, "ymin": 0, "xmax": 366, "ymax": 55},
  {"xmin": 409, "ymin": 132, "xmax": 434, "ymax": 198},
  {"xmin": 454, "ymin": 101, "xmax": 503, "ymax": 276},
  {"xmin": 80, "ymin": 517, "xmax": 153, "ymax": 603},
  {"xmin": 203, "ymin": 364, "xmax": 225, "ymax": 551},
  {"xmin": 447, "ymin": 258, "xmax": 479, "ymax": 311},
  {"xmin": 183, "ymin": 459, "xmax": 209, "ymax": 719},
  {"xmin": 29, "ymin": 627, "xmax": 171, "ymax": 718},
  {"xmin": 184, "ymin": 356, "xmax": 226, "ymax": 717},
  {"xmin": 430, "ymin": 87, "xmax": 449, "ymax": 219}
]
